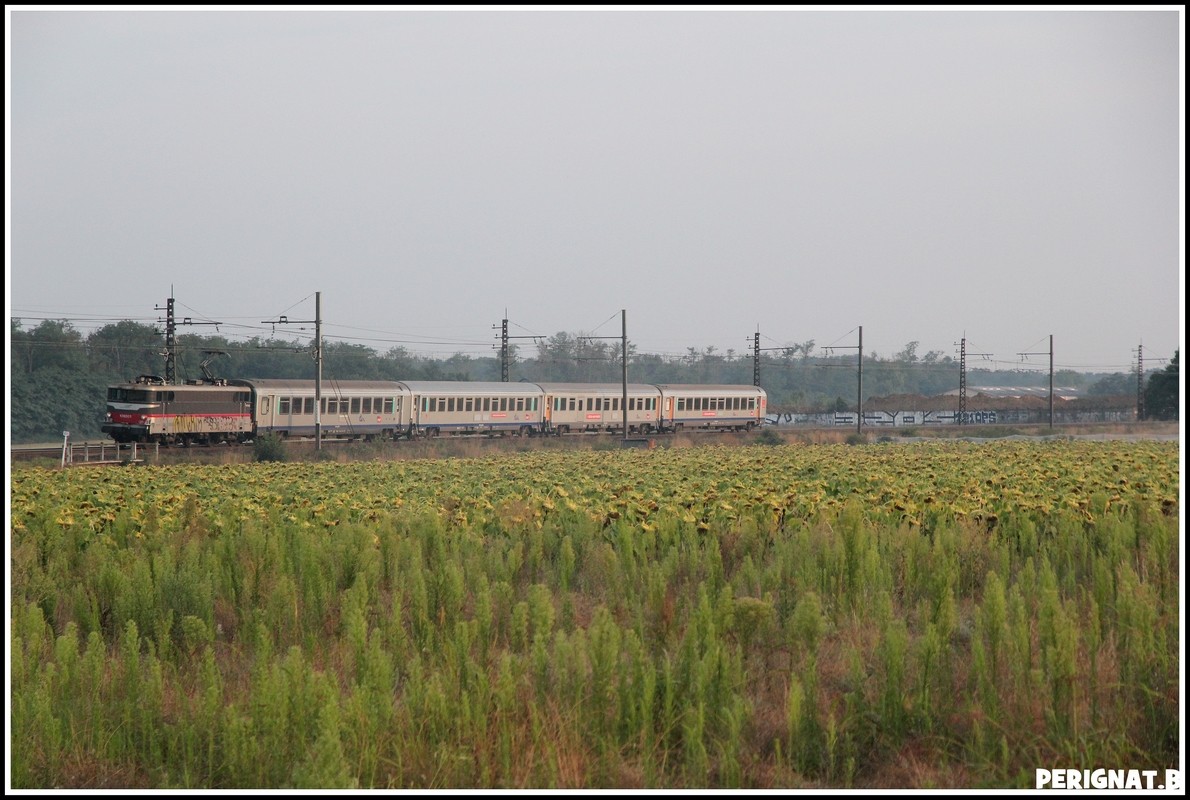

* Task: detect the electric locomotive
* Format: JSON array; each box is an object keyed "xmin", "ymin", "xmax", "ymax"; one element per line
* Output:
[{"xmin": 102, "ymin": 374, "xmax": 253, "ymax": 446}]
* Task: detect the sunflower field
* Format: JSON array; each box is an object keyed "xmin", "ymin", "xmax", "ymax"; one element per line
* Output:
[{"xmin": 9, "ymin": 439, "xmax": 1181, "ymax": 788}]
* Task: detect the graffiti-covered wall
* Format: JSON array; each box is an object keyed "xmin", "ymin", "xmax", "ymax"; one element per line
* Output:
[{"xmin": 766, "ymin": 408, "xmax": 1135, "ymax": 427}]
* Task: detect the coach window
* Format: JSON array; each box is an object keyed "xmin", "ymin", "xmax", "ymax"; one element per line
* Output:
[
  {"xmin": 362, "ymin": 398, "xmax": 372, "ymax": 414},
  {"xmin": 303, "ymin": 398, "xmax": 313, "ymax": 415},
  {"xmin": 384, "ymin": 398, "xmax": 395, "ymax": 414},
  {"xmin": 279, "ymin": 398, "xmax": 291, "ymax": 415}
]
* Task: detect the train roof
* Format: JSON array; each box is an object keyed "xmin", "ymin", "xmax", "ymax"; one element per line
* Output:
[
  {"xmin": 230, "ymin": 379, "xmax": 403, "ymax": 393},
  {"xmin": 653, "ymin": 384, "xmax": 767, "ymax": 393},
  {"xmin": 398, "ymin": 381, "xmax": 543, "ymax": 394},
  {"xmin": 533, "ymin": 382, "xmax": 660, "ymax": 393}
]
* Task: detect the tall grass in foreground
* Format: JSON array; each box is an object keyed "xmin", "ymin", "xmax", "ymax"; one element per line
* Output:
[{"xmin": 11, "ymin": 494, "xmax": 1179, "ymax": 788}]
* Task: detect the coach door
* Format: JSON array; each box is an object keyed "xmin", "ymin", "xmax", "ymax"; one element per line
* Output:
[
  {"xmin": 664, "ymin": 396, "xmax": 674, "ymax": 426},
  {"xmin": 258, "ymin": 394, "xmax": 274, "ymax": 432}
]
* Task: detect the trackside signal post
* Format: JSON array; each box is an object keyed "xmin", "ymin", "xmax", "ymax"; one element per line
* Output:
[
  {"xmin": 263, "ymin": 292, "xmax": 323, "ymax": 450},
  {"xmin": 1136, "ymin": 343, "xmax": 1144, "ymax": 421},
  {"xmin": 956, "ymin": 337, "xmax": 991, "ymax": 425},
  {"xmin": 749, "ymin": 327, "xmax": 788, "ymax": 388},
  {"xmin": 494, "ymin": 314, "xmax": 544, "ymax": 382},
  {"xmin": 157, "ymin": 289, "xmax": 222, "ymax": 384}
]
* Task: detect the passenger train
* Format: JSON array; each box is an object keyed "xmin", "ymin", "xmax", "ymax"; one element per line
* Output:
[{"xmin": 102, "ymin": 375, "xmax": 767, "ymax": 445}]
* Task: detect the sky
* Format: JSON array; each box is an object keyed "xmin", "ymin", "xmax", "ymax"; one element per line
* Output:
[{"xmin": 7, "ymin": 6, "xmax": 1185, "ymax": 376}]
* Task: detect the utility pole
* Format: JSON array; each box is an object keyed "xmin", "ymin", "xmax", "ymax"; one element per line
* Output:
[
  {"xmin": 622, "ymin": 310, "xmax": 628, "ymax": 439},
  {"xmin": 580, "ymin": 309, "xmax": 630, "ymax": 442},
  {"xmin": 493, "ymin": 313, "xmax": 543, "ymax": 381},
  {"xmin": 955, "ymin": 336, "xmax": 991, "ymax": 425},
  {"xmin": 263, "ymin": 291, "xmax": 323, "ymax": 450},
  {"xmin": 1017, "ymin": 334, "xmax": 1054, "ymax": 429},
  {"xmin": 823, "ymin": 326, "xmax": 863, "ymax": 433},
  {"xmin": 156, "ymin": 289, "xmax": 222, "ymax": 383},
  {"xmin": 1136, "ymin": 342, "xmax": 1145, "ymax": 421},
  {"xmin": 858, "ymin": 325, "xmax": 863, "ymax": 435}
]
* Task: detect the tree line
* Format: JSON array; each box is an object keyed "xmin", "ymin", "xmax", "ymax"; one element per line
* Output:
[{"xmin": 9, "ymin": 319, "xmax": 1178, "ymax": 443}]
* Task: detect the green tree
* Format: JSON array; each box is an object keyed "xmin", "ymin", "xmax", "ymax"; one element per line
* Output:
[
  {"xmin": 1143, "ymin": 351, "xmax": 1179, "ymax": 420},
  {"xmin": 14, "ymin": 319, "xmax": 87, "ymax": 374},
  {"xmin": 87, "ymin": 321, "xmax": 164, "ymax": 380},
  {"xmin": 1087, "ymin": 372, "xmax": 1134, "ymax": 397}
]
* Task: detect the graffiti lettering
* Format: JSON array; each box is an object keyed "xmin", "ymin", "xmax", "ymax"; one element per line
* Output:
[{"xmin": 169, "ymin": 415, "xmax": 250, "ymax": 434}]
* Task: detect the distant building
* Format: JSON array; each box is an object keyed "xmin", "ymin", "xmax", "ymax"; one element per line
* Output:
[{"xmin": 942, "ymin": 386, "xmax": 1081, "ymax": 401}]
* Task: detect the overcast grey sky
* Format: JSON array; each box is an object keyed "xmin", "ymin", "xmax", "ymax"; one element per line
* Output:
[{"xmin": 7, "ymin": 7, "xmax": 1184, "ymax": 374}]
